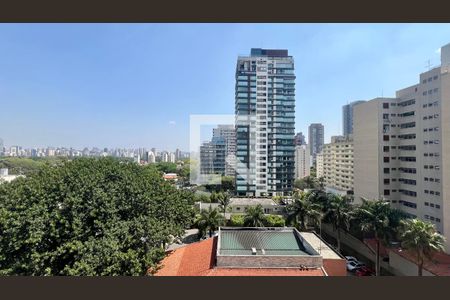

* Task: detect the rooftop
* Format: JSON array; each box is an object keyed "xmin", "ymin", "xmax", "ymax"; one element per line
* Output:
[
  {"xmin": 219, "ymin": 228, "xmax": 308, "ymax": 256},
  {"xmin": 229, "ymin": 197, "xmax": 279, "ymax": 206},
  {"xmin": 154, "ymin": 237, "xmax": 326, "ymax": 276}
]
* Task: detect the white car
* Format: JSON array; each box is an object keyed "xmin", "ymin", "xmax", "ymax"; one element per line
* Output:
[
  {"xmin": 345, "ymin": 256, "xmax": 358, "ymax": 262},
  {"xmin": 347, "ymin": 260, "xmax": 365, "ymax": 272}
]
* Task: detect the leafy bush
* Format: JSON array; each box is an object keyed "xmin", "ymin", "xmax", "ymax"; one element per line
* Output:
[
  {"xmin": 229, "ymin": 215, "xmax": 245, "ymax": 227},
  {"xmin": 265, "ymin": 215, "xmax": 285, "ymax": 227}
]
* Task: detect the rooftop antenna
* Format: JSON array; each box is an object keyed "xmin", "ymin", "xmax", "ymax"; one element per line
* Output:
[{"xmin": 426, "ymin": 59, "xmax": 433, "ymax": 71}]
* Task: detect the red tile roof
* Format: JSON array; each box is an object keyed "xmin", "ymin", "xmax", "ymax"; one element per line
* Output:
[{"xmin": 154, "ymin": 237, "xmax": 325, "ymax": 276}]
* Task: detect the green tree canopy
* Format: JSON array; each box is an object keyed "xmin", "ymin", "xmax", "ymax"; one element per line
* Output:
[
  {"xmin": 0, "ymin": 158, "xmax": 194, "ymax": 275},
  {"xmin": 243, "ymin": 204, "xmax": 266, "ymax": 227},
  {"xmin": 400, "ymin": 219, "xmax": 445, "ymax": 276}
]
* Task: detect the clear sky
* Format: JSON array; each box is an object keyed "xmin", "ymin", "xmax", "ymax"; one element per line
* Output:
[{"xmin": 1, "ymin": 24, "xmax": 450, "ymax": 151}]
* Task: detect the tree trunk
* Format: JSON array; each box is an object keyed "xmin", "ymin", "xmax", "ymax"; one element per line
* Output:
[
  {"xmin": 337, "ymin": 227, "xmax": 341, "ymax": 253},
  {"xmin": 376, "ymin": 239, "xmax": 381, "ymax": 276},
  {"xmin": 209, "ymin": 229, "xmax": 212, "ymax": 238},
  {"xmin": 418, "ymin": 253, "xmax": 423, "ymax": 276}
]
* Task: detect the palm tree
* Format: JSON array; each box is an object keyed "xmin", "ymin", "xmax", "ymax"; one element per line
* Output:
[
  {"xmin": 195, "ymin": 207, "xmax": 225, "ymax": 238},
  {"xmin": 400, "ymin": 219, "xmax": 445, "ymax": 276},
  {"xmin": 323, "ymin": 193, "xmax": 352, "ymax": 253},
  {"xmin": 286, "ymin": 191, "xmax": 322, "ymax": 231},
  {"xmin": 244, "ymin": 204, "xmax": 266, "ymax": 227},
  {"xmin": 353, "ymin": 199, "xmax": 401, "ymax": 276},
  {"xmin": 218, "ymin": 191, "xmax": 231, "ymax": 216}
]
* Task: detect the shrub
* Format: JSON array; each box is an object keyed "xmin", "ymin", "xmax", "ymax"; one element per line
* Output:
[
  {"xmin": 229, "ymin": 214, "xmax": 245, "ymax": 227},
  {"xmin": 265, "ymin": 215, "xmax": 285, "ymax": 227}
]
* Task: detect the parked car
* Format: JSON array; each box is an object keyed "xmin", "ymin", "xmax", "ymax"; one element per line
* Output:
[
  {"xmin": 345, "ymin": 256, "xmax": 358, "ymax": 262},
  {"xmin": 355, "ymin": 266, "xmax": 374, "ymax": 276},
  {"xmin": 347, "ymin": 260, "xmax": 366, "ymax": 272}
]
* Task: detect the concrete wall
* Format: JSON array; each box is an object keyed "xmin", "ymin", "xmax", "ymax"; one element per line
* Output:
[
  {"xmin": 388, "ymin": 252, "xmax": 434, "ymax": 276},
  {"xmin": 354, "ymin": 99, "xmax": 382, "ymax": 204},
  {"xmin": 216, "ymin": 255, "xmax": 322, "ymax": 268}
]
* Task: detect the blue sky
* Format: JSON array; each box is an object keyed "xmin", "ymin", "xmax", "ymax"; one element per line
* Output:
[{"xmin": 1, "ymin": 24, "xmax": 450, "ymax": 151}]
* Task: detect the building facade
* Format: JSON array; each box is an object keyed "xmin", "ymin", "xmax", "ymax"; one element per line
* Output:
[
  {"xmin": 235, "ymin": 48, "xmax": 296, "ymax": 197},
  {"xmin": 342, "ymin": 100, "xmax": 366, "ymax": 136},
  {"xmin": 354, "ymin": 42, "xmax": 450, "ymax": 252},
  {"xmin": 295, "ymin": 144, "xmax": 310, "ymax": 179},
  {"xmin": 213, "ymin": 125, "xmax": 237, "ymax": 177},
  {"xmin": 316, "ymin": 152, "xmax": 324, "ymax": 178},
  {"xmin": 200, "ymin": 136, "xmax": 226, "ymax": 175},
  {"xmin": 294, "ymin": 132, "xmax": 306, "ymax": 146},
  {"xmin": 321, "ymin": 135, "xmax": 354, "ymax": 195},
  {"xmin": 308, "ymin": 123, "xmax": 324, "ymax": 163}
]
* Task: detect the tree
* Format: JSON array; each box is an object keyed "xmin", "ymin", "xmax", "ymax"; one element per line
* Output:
[
  {"xmin": 154, "ymin": 162, "xmax": 177, "ymax": 174},
  {"xmin": 286, "ymin": 191, "xmax": 322, "ymax": 230},
  {"xmin": 353, "ymin": 199, "xmax": 403, "ymax": 276},
  {"xmin": 293, "ymin": 176, "xmax": 318, "ymax": 191},
  {"xmin": 0, "ymin": 158, "xmax": 194, "ymax": 275},
  {"xmin": 221, "ymin": 176, "xmax": 235, "ymax": 192},
  {"xmin": 317, "ymin": 177, "xmax": 326, "ymax": 191},
  {"xmin": 195, "ymin": 207, "xmax": 225, "ymax": 238},
  {"xmin": 399, "ymin": 219, "xmax": 445, "ymax": 276},
  {"xmin": 323, "ymin": 194, "xmax": 352, "ymax": 253},
  {"xmin": 264, "ymin": 215, "xmax": 285, "ymax": 227},
  {"xmin": 244, "ymin": 204, "xmax": 266, "ymax": 227},
  {"xmin": 218, "ymin": 192, "xmax": 231, "ymax": 216}
]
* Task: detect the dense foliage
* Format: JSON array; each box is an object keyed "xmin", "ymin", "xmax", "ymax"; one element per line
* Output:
[
  {"xmin": 0, "ymin": 158, "xmax": 194, "ymax": 275},
  {"xmin": 0, "ymin": 157, "xmax": 66, "ymax": 176}
]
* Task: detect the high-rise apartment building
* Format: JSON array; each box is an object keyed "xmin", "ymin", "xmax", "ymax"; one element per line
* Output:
[
  {"xmin": 200, "ymin": 136, "xmax": 226, "ymax": 175},
  {"xmin": 354, "ymin": 42, "xmax": 450, "ymax": 252},
  {"xmin": 235, "ymin": 48, "xmax": 296, "ymax": 197},
  {"xmin": 342, "ymin": 100, "xmax": 366, "ymax": 136},
  {"xmin": 321, "ymin": 135, "xmax": 354, "ymax": 195},
  {"xmin": 308, "ymin": 123, "xmax": 324, "ymax": 163},
  {"xmin": 295, "ymin": 144, "xmax": 310, "ymax": 179},
  {"xmin": 213, "ymin": 125, "xmax": 236, "ymax": 176},
  {"xmin": 294, "ymin": 132, "xmax": 306, "ymax": 146}
]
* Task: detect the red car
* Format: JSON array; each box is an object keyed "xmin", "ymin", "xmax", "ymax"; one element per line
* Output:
[{"xmin": 355, "ymin": 266, "xmax": 374, "ymax": 276}]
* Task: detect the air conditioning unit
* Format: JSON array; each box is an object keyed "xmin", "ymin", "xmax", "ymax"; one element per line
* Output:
[{"xmin": 251, "ymin": 247, "xmax": 257, "ymax": 255}]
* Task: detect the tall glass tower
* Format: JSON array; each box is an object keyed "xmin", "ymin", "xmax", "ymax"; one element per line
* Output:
[{"xmin": 235, "ymin": 48, "xmax": 296, "ymax": 197}]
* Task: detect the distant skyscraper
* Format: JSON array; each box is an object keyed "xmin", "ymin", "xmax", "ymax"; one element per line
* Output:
[
  {"xmin": 200, "ymin": 136, "xmax": 226, "ymax": 175},
  {"xmin": 147, "ymin": 151, "xmax": 156, "ymax": 163},
  {"xmin": 168, "ymin": 152, "xmax": 176, "ymax": 163},
  {"xmin": 308, "ymin": 123, "xmax": 324, "ymax": 162},
  {"xmin": 0, "ymin": 138, "xmax": 4, "ymax": 156},
  {"xmin": 175, "ymin": 148, "xmax": 181, "ymax": 161},
  {"xmin": 162, "ymin": 152, "xmax": 169, "ymax": 162},
  {"xmin": 294, "ymin": 132, "xmax": 306, "ymax": 146},
  {"xmin": 342, "ymin": 100, "xmax": 366, "ymax": 136},
  {"xmin": 235, "ymin": 48, "xmax": 296, "ymax": 197},
  {"xmin": 213, "ymin": 125, "xmax": 236, "ymax": 176}
]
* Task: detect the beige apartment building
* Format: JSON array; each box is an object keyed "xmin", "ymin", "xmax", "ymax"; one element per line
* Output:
[
  {"xmin": 320, "ymin": 135, "xmax": 354, "ymax": 195},
  {"xmin": 354, "ymin": 43, "xmax": 450, "ymax": 252},
  {"xmin": 316, "ymin": 152, "xmax": 324, "ymax": 178},
  {"xmin": 295, "ymin": 144, "xmax": 310, "ymax": 179}
]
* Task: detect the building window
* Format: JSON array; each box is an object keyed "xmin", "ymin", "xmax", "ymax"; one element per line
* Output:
[
  {"xmin": 384, "ymin": 157, "xmax": 390, "ymax": 163},
  {"xmin": 383, "ymin": 103, "xmax": 389, "ymax": 109},
  {"xmin": 384, "ymin": 189, "xmax": 390, "ymax": 196},
  {"xmin": 383, "ymin": 135, "xmax": 389, "ymax": 141}
]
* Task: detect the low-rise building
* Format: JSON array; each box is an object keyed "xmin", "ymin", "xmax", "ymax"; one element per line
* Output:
[{"xmin": 154, "ymin": 227, "xmax": 346, "ymax": 276}]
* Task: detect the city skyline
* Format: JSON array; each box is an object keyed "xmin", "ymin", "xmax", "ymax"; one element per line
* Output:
[{"xmin": 1, "ymin": 24, "xmax": 450, "ymax": 149}]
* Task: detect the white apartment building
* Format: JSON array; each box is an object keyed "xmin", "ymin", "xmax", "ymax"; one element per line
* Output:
[
  {"xmin": 294, "ymin": 144, "xmax": 310, "ymax": 179},
  {"xmin": 321, "ymin": 135, "xmax": 354, "ymax": 195},
  {"xmin": 354, "ymin": 42, "xmax": 450, "ymax": 252}
]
